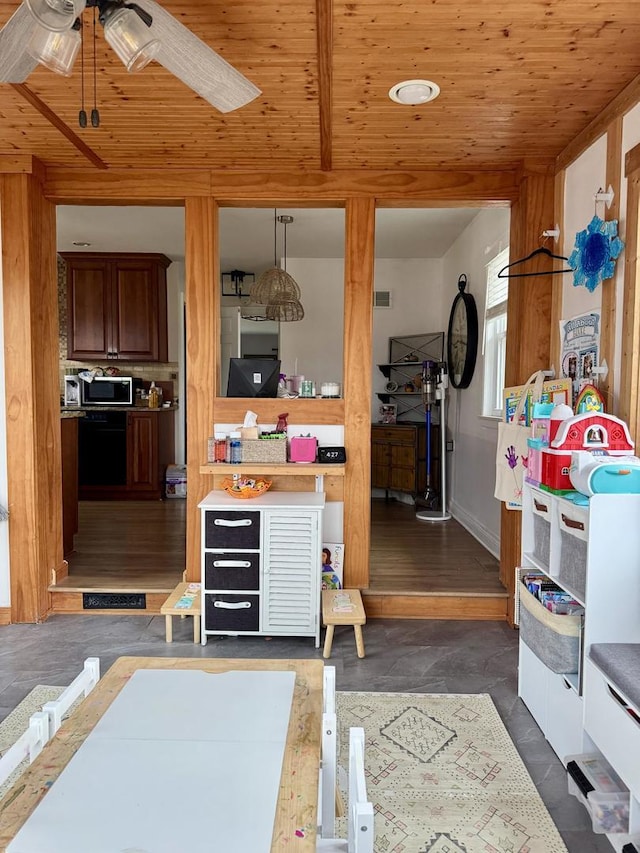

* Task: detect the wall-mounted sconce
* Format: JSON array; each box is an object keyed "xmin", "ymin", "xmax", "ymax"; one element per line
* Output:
[{"xmin": 221, "ymin": 269, "xmax": 255, "ymax": 297}]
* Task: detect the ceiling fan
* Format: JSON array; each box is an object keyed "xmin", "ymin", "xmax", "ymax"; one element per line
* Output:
[{"xmin": 0, "ymin": 0, "xmax": 260, "ymax": 113}]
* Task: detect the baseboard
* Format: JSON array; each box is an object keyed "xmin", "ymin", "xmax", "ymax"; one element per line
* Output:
[
  {"xmin": 51, "ymin": 560, "xmax": 69, "ymax": 585},
  {"xmin": 363, "ymin": 592, "xmax": 507, "ymax": 621},
  {"xmin": 0, "ymin": 607, "xmax": 11, "ymax": 625},
  {"xmin": 449, "ymin": 500, "xmax": 500, "ymax": 559}
]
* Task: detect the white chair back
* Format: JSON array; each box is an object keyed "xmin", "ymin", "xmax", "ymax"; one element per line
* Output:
[
  {"xmin": 317, "ymin": 726, "xmax": 374, "ymax": 853},
  {"xmin": 318, "ymin": 665, "xmax": 337, "ymax": 838},
  {"xmin": 43, "ymin": 657, "xmax": 100, "ymax": 736},
  {"xmin": 347, "ymin": 727, "xmax": 373, "ymax": 853},
  {"xmin": 0, "ymin": 711, "xmax": 49, "ymax": 787}
]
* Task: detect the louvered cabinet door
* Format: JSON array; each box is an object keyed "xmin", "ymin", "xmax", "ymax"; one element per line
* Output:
[{"xmin": 261, "ymin": 510, "xmax": 321, "ymax": 644}]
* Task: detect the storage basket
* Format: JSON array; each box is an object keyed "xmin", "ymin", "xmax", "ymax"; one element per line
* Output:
[
  {"xmin": 241, "ymin": 437, "xmax": 287, "ymax": 464},
  {"xmin": 518, "ymin": 582, "xmax": 582, "ymax": 674},
  {"xmin": 533, "ymin": 514, "xmax": 551, "ymax": 568},
  {"xmin": 557, "ymin": 504, "xmax": 588, "ymax": 602},
  {"xmin": 558, "ymin": 531, "xmax": 587, "ymax": 601}
]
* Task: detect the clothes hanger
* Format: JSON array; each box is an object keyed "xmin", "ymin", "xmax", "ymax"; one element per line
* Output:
[{"xmin": 497, "ymin": 246, "xmax": 573, "ymax": 279}]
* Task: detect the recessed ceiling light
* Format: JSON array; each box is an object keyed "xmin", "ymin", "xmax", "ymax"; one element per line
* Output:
[
  {"xmin": 72, "ymin": 241, "xmax": 92, "ymax": 247},
  {"xmin": 389, "ymin": 79, "xmax": 440, "ymax": 105}
]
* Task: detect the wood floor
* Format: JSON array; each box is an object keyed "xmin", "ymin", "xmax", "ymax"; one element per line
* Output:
[
  {"xmin": 54, "ymin": 498, "xmax": 503, "ymax": 596},
  {"xmin": 57, "ymin": 500, "xmax": 187, "ymax": 593},
  {"xmin": 369, "ymin": 498, "xmax": 504, "ymax": 595}
]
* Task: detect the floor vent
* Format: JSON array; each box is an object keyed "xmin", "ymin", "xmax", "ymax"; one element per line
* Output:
[{"xmin": 83, "ymin": 593, "xmax": 147, "ymax": 610}]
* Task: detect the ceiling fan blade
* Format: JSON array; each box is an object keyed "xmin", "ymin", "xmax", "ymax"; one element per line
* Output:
[
  {"xmin": 0, "ymin": 3, "xmax": 39, "ymax": 83},
  {"xmin": 136, "ymin": 0, "xmax": 260, "ymax": 113}
]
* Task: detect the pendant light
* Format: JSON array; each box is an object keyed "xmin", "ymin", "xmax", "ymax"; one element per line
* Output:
[{"xmin": 251, "ymin": 211, "xmax": 304, "ymax": 321}]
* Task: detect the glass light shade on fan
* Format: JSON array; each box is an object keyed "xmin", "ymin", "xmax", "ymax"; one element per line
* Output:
[
  {"xmin": 251, "ymin": 268, "xmax": 301, "ymax": 306},
  {"xmin": 27, "ymin": 25, "xmax": 80, "ymax": 75},
  {"xmin": 103, "ymin": 7, "xmax": 160, "ymax": 72},
  {"xmin": 25, "ymin": 0, "xmax": 85, "ymax": 32}
]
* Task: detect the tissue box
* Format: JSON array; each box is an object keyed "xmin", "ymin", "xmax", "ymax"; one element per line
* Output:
[
  {"xmin": 239, "ymin": 427, "xmax": 259, "ymax": 441},
  {"xmin": 241, "ymin": 436, "xmax": 287, "ymax": 463},
  {"xmin": 289, "ymin": 436, "xmax": 318, "ymax": 463}
]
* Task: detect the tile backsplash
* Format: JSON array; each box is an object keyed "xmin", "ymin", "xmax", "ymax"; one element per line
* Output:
[{"xmin": 57, "ymin": 256, "xmax": 178, "ymax": 396}]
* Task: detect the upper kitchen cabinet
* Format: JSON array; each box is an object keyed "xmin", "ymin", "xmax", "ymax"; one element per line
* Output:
[{"xmin": 62, "ymin": 253, "xmax": 171, "ymax": 362}]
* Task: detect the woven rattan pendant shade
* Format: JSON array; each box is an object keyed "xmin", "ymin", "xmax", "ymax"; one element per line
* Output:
[
  {"xmin": 250, "ymin": 211, "xmax": 303, "ymax": 320},
  {"xmin": 251, "ymin": 267, "xmax": 301, "ymax": 305},
  {"xmin": 265, "ymin": 294, "xmax": 305, "ymax": 322}
]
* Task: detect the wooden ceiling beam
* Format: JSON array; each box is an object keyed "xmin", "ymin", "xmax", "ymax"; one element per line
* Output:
[
  {"xmin": 316, "ymin": 0, "xmax": 332, "ymax": 171},
  {"xmin": 10, "ymin": 84, "xmax": 108, "ymax": 171},
  {"xmin": 44, "ymin": 167, "xmax": 519, "ymax": 203},
  {"xmin": 556, "ymin": 72, "xmax": 640, "ymax": 173}
]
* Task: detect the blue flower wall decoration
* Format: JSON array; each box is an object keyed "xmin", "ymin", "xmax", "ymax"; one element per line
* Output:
[{"xmin": 568, "ymin": 215, "xmax": 624, "ymax": 293}]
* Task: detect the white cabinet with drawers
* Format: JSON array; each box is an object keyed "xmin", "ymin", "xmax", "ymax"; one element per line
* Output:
[
  {"xmin": 519, "ymin": 484, "xmax": 640, "ymax": 850},
  {"xmin": 198, "ymin": 490, "xmax": 325, "ymax": 646}
]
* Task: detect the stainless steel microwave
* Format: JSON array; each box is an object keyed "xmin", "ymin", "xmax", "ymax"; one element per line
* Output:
[{"xmin": 77, "ymin": 376, "xmax": 136, "ymax": 406}]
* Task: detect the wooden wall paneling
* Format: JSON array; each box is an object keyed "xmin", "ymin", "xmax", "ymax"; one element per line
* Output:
[
  {"xmin": 599, "ymin": 117, "xmax": 623, "ymax": 413},
  {"xmin": 500, "ymin": 167, "xmax": 555, "ymax": 624},
  {"xmin": 184, "ymin": 197, "xmax": 218, "ymax": 582},
  {"xmin": 43, "ymin": 169, "xmax": 519, "ymax": 205},
  {"xmin": 213, "ymin": 398, "xmax": 344, "ymax": 425},
  {"xmin": 1, "ymin": 170, "xmax": 62, "ymax": 622},
  {"xmin": 0, "ymin": 608, "xmax": 11, "ymax": 625},
  {"xmin": 618, "ymin": 167, "xmax": 640, "ymax": 439},
  {"xmin": 343, "ymin": 197, "xmax": 375, "ymax": 589},
  {"xmin": 549, "ymin": 169, "xmax": 565, "ymax": 374}
]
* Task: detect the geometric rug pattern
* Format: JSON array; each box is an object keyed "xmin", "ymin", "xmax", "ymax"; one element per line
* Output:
[
  {"xmin": 336, "ymin": 692, "xmax": 569, "ymax": 853},
  {"xmin": 1, "ymin": 687, "xmax": 568, "ymax": 852}
]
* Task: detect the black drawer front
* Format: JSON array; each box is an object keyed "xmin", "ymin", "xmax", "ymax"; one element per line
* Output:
[
  {"xmin": 204, "ymin": 553, "xmax": 260, "ymax": 590},
  {"xmin": 205, "ymin": 594, "xmax": 260, "ymax": 631},
  {"xmin": 204, "ymin": 511, "xmax": 260, "ymax": 549}
]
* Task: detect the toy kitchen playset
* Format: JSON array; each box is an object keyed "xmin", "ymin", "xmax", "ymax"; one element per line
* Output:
[{"xmin": 524, "ymin": 386, "xmax": 640, "ymax": 501}]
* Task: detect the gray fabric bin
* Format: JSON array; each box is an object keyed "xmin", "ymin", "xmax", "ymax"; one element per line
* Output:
[
  {"xmin": 533, "ymin": 513, "xmax": 551, "ymax": 568},
  {"xmin": 558, "ymin": 530, "xmax": 587, "ymax": 601},
  {"xmin": 519, "ymin": 583, "xmax": 581, "ymax": 674}
]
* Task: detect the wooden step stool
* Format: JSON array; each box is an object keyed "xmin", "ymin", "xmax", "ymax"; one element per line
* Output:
[
  {"xmin": 321, "ymin": 589, "xmax": 366, "ymax": 659},
  {"xmin": 161, "ymin": 582, "xmax": 201, "ymax": 643}
]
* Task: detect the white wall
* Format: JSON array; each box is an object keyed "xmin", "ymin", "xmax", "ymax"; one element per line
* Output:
[
  {"xmin": 371, "ymin": 258, "xmax": 445, "ymax": 421},
  {"xmin": 0, "ymin": 206, "xmax": 9, "ymax": 605},
  {"xmin": 278, "ymin": 258, "xmax": 344, "ymax": 388},
  {"xmin": 443, "ymin": 208, "xmax": 511, "ymax": 557},
  {"xmin": 562, "ymin": 106, "xmax": 640, "ymax": 414},
  {"xmin": 562, "ymin": 135, "xmax": 607, "ymax": 321}
]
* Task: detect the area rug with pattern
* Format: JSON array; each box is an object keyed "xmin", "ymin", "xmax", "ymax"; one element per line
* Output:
[
  {"xmin": 336, "ymin": 691, "xmax": 568, "ymax": 853},
  {"xmin": 1, "ymin": 687, "xmax": 566, "ymax": 853}
]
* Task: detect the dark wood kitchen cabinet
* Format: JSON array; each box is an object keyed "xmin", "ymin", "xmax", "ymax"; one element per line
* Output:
[{"xmin": 62, "ymin": 252, "xmax": 171, "ymax": 362}]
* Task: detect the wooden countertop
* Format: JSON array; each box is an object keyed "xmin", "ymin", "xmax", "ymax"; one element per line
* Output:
[
  {"xmin": 61, "ymin": 405, "xmax": 177, "ymax": 415},
  {"xmin": 200, "ymin": 462, "xmax": 345, "ymax": 476}
]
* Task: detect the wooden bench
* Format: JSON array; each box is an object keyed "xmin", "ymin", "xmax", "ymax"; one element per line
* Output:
[
  {"xmin": 321, "ymin": 589, "xmax": 366, "ymax": 659},
  {"xmin": 160, "ymin": 582, "xmax": 201, "ymax": 643}
]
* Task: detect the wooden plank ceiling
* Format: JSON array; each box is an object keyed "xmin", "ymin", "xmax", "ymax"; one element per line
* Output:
[{"xmin": 1, "ymin": 0, "xmax": 640, "ymax": 173}]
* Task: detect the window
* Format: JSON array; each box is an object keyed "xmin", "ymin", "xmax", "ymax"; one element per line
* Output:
[{"xmin": 482, "ymin": 247, "xmax": 509, "ymax": 418}]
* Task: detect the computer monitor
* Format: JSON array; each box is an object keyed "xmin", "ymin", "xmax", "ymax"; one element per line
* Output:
[{"xmin": 226, "ymin": 358, "xmax": 281, "ymax": 398}]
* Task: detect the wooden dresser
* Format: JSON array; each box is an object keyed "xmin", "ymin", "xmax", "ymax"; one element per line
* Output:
[{"xmin": 371, "ymin": 422, "xmax": 439, "ymax": 498}]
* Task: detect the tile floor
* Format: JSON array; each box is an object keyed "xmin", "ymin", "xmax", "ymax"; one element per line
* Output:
[{"xmin": 0, "ymin": 615, "xmax": 613, "ymax": 852}]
